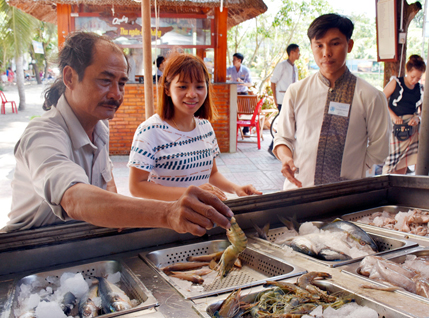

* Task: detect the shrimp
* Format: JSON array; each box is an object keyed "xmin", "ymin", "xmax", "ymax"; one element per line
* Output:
[
  {"xmin": 297, "ymin": 272, "xmax": 336, "ymax": 302},
  {"xmin": 214, "ymin": 288, "xmax": 242, "ymax": 318},
  {"xmin": 216, "ymin": 217, "xmax": 248, "ymax": 277},
  {"xmin": 263, "ymin": 281, "xmax": 313, "ymax": 299}
]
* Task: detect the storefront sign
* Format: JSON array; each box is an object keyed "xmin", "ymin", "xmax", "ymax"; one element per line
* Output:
[{"xmin": 113, "ymin": 16, "xmax": 128, "ymax": 25}]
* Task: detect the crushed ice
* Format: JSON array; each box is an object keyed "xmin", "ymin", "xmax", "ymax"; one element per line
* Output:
[
  {"xmin": 301, "ymin": 302, "xmax": 378, "ymax": 318},
  {"xmin": 13, "ymin": 271, "xmax": 132, "ymax": 318}
]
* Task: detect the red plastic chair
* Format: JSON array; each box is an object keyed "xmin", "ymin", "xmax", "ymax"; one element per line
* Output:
[
  {"xmin": 0, "ymin": 91, "xmax": 18, "ymax": 115},
  {"xmin": 237, "ymin": 97, "xmax": 264, "ymax": 149}
]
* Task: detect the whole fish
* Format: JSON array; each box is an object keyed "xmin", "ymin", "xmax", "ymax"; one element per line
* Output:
[
  {"xmin": 170, "ymin": 272, "xmax": 204, "ymax": 284},
  {"xmin": 97, "ymin": 277, "xmax": 133, "ymax": 313},
  {"xmin": 161, "ymin": 261, "xmax": 210, "ymax": 275},
  {"xmin": 169, "ymin": 268, "xmax": 212, "ymax": 284},
  {"xmin": 61, "ymin": 291, "xmax": 78, "ymax": 316},
  {"xmin": 289, "ymin": 229, "xmax": 375, "ymax": 261},
  {"xmin": 174, "ymin": 268, "xmax": 212, "ymax": 276},
  {"xmin": 321, "ymin": 219, "xmax": 378, "ymax": 252},
  {"xmin": 318, "ymin": 247, "xmax": 350, "ymax": 261},
  {"xmin": 187, "ymin": 251, "xmax": 224, "ymax": 262},
  {"xmin": 79, "ymin": 284, "xmax": 100, "ymax": 318},
  {"xmin": 289, "ymin": 236, "xmax": 318, "ymax": 257}
]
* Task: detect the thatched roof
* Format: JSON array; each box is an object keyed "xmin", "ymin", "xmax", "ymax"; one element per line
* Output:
[{"xmin": 8, "ymin": 0, "xmax": 267, "ymax": 29}]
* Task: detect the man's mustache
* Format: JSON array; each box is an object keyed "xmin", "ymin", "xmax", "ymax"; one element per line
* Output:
[{"xmin": 98, "ymin": 100, "xmax": 121, "ymax": 107}]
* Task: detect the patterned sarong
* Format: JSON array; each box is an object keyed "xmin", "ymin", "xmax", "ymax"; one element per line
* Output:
[
  {"xmin": 382, "ymin": 114, "xmax": 419, "ymax": 174},
  {"xmin": 314, "ymin": 69, "xmax": 357, "ymax": 186}
]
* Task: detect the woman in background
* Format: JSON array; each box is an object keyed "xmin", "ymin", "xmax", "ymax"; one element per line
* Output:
[
  {"xmin": 129, "ymin": 53, "xmax": 261, "ymax": 201},
  {"xmin": 383, "ymin": 55, "xmax": 426, "ymax": 174}
]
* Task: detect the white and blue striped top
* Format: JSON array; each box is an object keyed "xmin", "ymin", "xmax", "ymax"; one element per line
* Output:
[{"xmin": 128, "ymin": 114, "xmax": 220, "ymax": 187}]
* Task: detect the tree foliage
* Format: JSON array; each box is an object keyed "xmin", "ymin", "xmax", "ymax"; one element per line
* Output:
[
  {"xmin": 227, "ymin": 0, "xmax": 333, "ymax": 93},
  {"xmin": 0, "ymin": 0, "xmax": 38, "ymax": 58},
  {"xmin": 0, "ymin": 0, "xmax": 40, "ymax": 109}
]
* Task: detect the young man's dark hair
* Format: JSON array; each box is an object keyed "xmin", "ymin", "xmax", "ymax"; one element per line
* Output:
[
  {"xmin": 44, "ymin": 32, "xmax": 129, "ymax": 110},
  {"xmin": 307, "ymin": 13, "xmax": 354, "ymax": 42},
  {"xmin": 156, "ymin": 55, "xmax": 165, "ymax": 68},
  {"xmin": 233, "ymin": 53, "xmax": 244, "ymax": 63},
  {"xmin": 286, "ymin": 44, "xmax": 299, "ymax": 56}
]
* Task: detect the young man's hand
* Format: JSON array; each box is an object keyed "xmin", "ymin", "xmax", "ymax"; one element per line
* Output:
[{"xmin": 280, "ymin": 158, "xmax": 302, "ymax": 188}]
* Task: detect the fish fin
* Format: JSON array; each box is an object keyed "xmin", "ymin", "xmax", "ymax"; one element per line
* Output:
[
  {"xmin": 332, "ymin": 218, "xmax": 344, "ymax": 223},
  {"xmin": 251, "ymin": 219, "xmax": 265, "ymax": 238},
  {"xmin": 262, "ymin": 223, "xmax": 270, "ymax": 235},
  {"xmin": 278, "ymin": 214, "xmax": 300, "ymax": 232}
]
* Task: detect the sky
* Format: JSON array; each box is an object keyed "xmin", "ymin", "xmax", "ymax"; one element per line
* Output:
[
  {"xmin": 327, "ymin": 0, "xmax": 376, "ymax": 18},
  {"xmin": 268, "ymin": 0, "xmax": 376, "ymax": 19}
]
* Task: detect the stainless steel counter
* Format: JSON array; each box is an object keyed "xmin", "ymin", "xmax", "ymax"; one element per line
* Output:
[{"xmin": 2, "ymin": 175, "xmax": 429, "ymax": 317}]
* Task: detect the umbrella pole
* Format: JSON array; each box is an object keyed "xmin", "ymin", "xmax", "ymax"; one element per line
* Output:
[{"xmin": 142, "ymin": 0, "xmax": 154, "ymax": 119}]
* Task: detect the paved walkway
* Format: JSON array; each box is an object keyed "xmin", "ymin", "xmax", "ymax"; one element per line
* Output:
[{"xmin": 0, "ymin": 83, "xmax": 284, "ymax": 226}]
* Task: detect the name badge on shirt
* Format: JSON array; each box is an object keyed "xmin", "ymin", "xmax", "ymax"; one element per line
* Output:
[{"xmin": 328, "ymin": 102, "xmax": 350, "ymax": 117}]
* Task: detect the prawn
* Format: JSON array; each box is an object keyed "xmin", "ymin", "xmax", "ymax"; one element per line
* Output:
[
  {"xmin": 263, "ymin": 281, "xmax": 313, "ymax": 299},
  {"xmin": 216, "ymin": 217, "xmax": 248, "ymax": 277},
  {"xmin": 214, "ymin": 288, "xmax": 242, "ymax": 318},
  {"xmin": 297, "ymin": 272, "xmax": 336, "ymax": 302}
]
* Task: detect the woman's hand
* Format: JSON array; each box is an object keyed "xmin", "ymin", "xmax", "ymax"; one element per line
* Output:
[
  {"xmin": 408, "ymin": 116, "xmax": 420, "ymax": 126},
  {"xmin": 235, "ymin": 185, "xmax": 263, "ymax": 197},
  {"xmin": 199, "ymin": 183, "xmax": 227, "ymax": 201},
  {"xmin": 393, "ymin": 115, "xmax": 403, "ymax": 125}
]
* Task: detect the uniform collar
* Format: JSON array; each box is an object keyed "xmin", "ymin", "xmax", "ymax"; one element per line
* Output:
[{"xmin": 318, "ymin": 67, "xmax": 351, "ymax": 88}]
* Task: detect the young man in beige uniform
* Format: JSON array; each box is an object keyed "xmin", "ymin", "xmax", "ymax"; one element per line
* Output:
[{"xmin": 273, "ymin": 14, "xmax": 391, "ymax": 190}]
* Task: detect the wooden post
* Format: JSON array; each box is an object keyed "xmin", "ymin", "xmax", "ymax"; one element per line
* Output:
[
  {"xmin": 214, "ymin": 7, "xmax": 228, "ymax": 83},
  {"xmin": 196, "ymin": 49, "xmax": 206, "ymax": 60},
  {"xmin": 416, "ymin": 42, "xmax": 429, "ymax": 175},
  {"xmin": 142, "ymin": 0, "xmax": 154, "ymax": 119},
  {"xmin": 383, "ymin": 1, "xmax": 422, "ymax": 87},
  {"xmin": 57, "ymin": 4, "xmax": 72, "ymax": 49}
]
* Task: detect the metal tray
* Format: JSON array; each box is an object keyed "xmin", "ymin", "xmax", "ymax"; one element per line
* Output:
[
  {"xmin": 3, "ymin": 260, "xmax": 158, "ymax": 318},
  {"xmin": 140, "ymin": 239, "xmax": 306, "ymax": 300},
  {"xmin": 343, "ymin": 247, "xmax": 429, "ymax": 304},
  {"xmin": 342, "ymin": 205, "xmax": 429, "ymax": 241},
  {"xmin": 194, "ymin": 278, "xmax": 416, "ymax": 318},
  {"xmin": 250, "ymin": 222, "xmax": 417, "ymax": 267}
]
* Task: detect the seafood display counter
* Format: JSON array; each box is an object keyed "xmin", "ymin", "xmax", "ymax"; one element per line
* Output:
[{"xmin": 2, "ymin": 175, "xmax": 429, "ymax": 317}]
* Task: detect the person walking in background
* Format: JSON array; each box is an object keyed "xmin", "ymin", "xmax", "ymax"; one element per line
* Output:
[
  {"xmin": 129, "ymin": 53, "xmax": 262, "ymax": 201},
  {"xmin": 268, "ymin": 43, "xmax": 301, "ymax": 157},
  {"xmin": 227, "ymin": 53, "xmax": 253, "ymax": 134},
  {"xmin": 153, "ymin": 55, "xmax": 165, "ymax": 83},
  {"xmin": 273, "ymin": 13, "xmax": 391, "ymax": 191},
  {"xmin": 7, "ymin": 67, "xmax": 14, "ymax": 83},
  {"xmin": 382, "ymin": 55, "xmax": 426, "ymax": 175}
]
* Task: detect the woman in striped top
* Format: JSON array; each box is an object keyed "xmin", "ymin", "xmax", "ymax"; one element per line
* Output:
[{"xmin": 128, "ymin": 53, "xmax": 261, "ymax": 201}]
